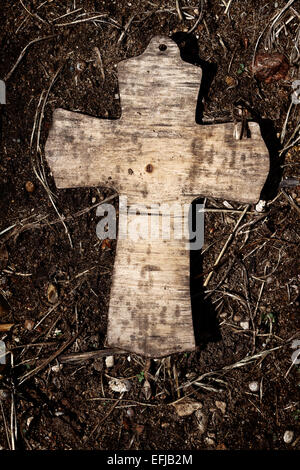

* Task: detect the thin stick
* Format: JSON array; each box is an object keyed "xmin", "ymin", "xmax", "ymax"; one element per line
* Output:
[
  {"xmin": 224, "ymin": 0, "xmax": 234, "ymax": 15},
  {"xmin": 281, "ymin": 189, "xmax": 300, "ymax": 216},
  {"xmin": 175, "ymin": 0, "xmax": 184, "ymax": 21},
  {"xmin": 203, "ymin": 205, "xmax": 249, "ymax": 287},
  {"xmin": 93, "ymin": 47, "xmax": 105, "ymax": 82},
  {"xmin": 56, "ymin": 15, "xmax": 110, "ymax": 27},
  {"xmin": 118, "ymin": 15, "xmax": 135, "ymax": 43},
  {"xmin": 4, "ymin": 36, "xmax": 55, "ymax": 81},
  {"xmin": 33, "ymin": 66, "xmax": 73, "ymax": 248},
  {"xmin": 19, "ymin": 0, "xmax": 47, "ymax": 25},
  {"xmin": 281, "ymin": 102, "xmax": 293, "ymax": 144},
  {"xmin": 87, "ymin": 397, "xmax": 122, "ymax": 442},
  {"xmin": 59, "ymin": 348, "xmax": 127, "ymax": 364},
  {"xmin": 188, "ymin": 0, "xmax": 204, "ymax": 34},
  {"xmin": 51, "ymin": 8, "xmax": 83, "ymax": 23},
  {"xmin": 18, "ymin": 330, "xmax": 82, "ymax": 384},
  {"xmin": 0, "ymin": 400, "xmax": 11, "ymax": 450}
]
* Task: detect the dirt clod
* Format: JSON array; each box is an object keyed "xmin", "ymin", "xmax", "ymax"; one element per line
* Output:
[{"xmin": 251, "ymin": 53, "xmax": 289, "ymax": 83}]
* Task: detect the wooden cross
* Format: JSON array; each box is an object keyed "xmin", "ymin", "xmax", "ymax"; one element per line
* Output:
[{"xmin": 45, "ymin": 37, "xmax": 269, "ymax": 358}]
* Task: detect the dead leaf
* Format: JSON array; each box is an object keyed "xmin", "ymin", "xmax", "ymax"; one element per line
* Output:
[
  {"xmin": 251, "ymin": 53, "xmax": 289, "ymax": 83},
  {"xmin": 101, "ymin": 239, "xmax": 112, "ymax": 251},
  {"xmin": 24, "ymin": 319, "xmax": 35, "ymax": 331},
  {"xmin": 172, "ymin": 398, "xmax": 202, "ymax": 417},
  {"xmin": 47, "ymin": 283, "xmax": 58, "ymax": 304},
  {"xmin": 25, "ymin": 181, "xmax": 35, "ymax": 193},
  {"xmin": 109, "ymin": 377, "xmax": 131, "ymax": 393},
  {"xmin": 0, "ymin": 323, "xmax": 14, "ymax": 332},
  {"xmin": 216, "ymin": 443, "xmax": 227, "ymax": 450},
  {"xmin": 143, "ymin": 379, "xmax": 151, "ymax": 400}
]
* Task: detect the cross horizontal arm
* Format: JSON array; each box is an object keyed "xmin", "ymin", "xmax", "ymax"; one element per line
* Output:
[
  {"xmin": 45, "ymin": 108, "xmax": 131, "ymax": 192},
  {"xmin": 46, "ymin": 109, "xmax": 269, "ymax": 205}
]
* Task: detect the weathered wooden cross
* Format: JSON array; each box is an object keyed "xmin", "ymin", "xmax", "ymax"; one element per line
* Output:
[{"xmin": 45, "ymin": 37, "xmax": 269, "ymax": 357}]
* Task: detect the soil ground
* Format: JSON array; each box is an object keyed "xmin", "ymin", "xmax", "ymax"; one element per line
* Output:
[{"xmin": 0, "ymin": 0, "xmax": 299, "ymax": 450}]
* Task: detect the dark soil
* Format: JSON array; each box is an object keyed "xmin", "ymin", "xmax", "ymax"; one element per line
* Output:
[{"xmin": 0, "ymin": 0, "xmax": 299, "ymax": 451}]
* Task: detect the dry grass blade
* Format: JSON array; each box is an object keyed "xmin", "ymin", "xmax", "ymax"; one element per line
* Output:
[
  {"xmin": 0, "ymin": 400, "xmax": 11, "ymax": 450},
  {"xmin": 179, "ymin": 345, "xmax": 284, "ymax": 391},
  {"xmin": 175, "ymin": 0, "xmax": 184, "ymax": 21},
  {"xmin": 93, "ymin": 46, "xmax": 105, "ymax": 82},
  {"xmin": 59, "ymin": 348, "xmax": 127, "ymax": 364},
  {"xmin": 19, "ymin": 0, "xmax": 48, "ymax": 25},
  {"xmin": 203, "ymin": 205, "xmax": 249, "ymax": 287},
  {"xmin": 0, "ymin": 194, "xmax": 118, "ymax": 243},
  {"xmin": 188, "ymin": 0, "xmax": 204, "ymax": 34},
  {"xmin": 223, "ymin": 0, "xmax": 235, "ymax": 15},
  {"xmin": 281, "ymin": 189, "xmax": 300, "ymax": 216},
  {"xmin": 264, "ymin": 0, "xmax": 298, "ymax": 51},
  {"xmin": 253, "ymin": 0, "xmax": 296, "ymax": 67},
  {"xmin": 30, "ymin": 65, "xmax": 73, "ymax": 248},
  {"xmin": 118, "ymin": 15, "xmax": 135, "ymax": 43}
]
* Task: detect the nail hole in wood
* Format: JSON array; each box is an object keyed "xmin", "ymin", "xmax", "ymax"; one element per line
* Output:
[
  {"xmin": 146, "ymin": 163, "xmax": 153, "ymax": 173},
  {"xmin": 159, "ymin": 44, "xmax": 167, "ymax": 52}
]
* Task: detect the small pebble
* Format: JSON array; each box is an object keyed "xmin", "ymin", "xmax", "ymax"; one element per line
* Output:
[
  {"xmin": 24, "ymin": 319, "xmax": 35, "ymax": 331},
  {"xmin": 225, "ymin": 76, "xmax": 236, "ymax": 87},
  {"xmin": 76, "ymin": 61, "xmax": 86, "ymax": 72},
  {"xmin": 47, "ymin": 283, "xmax": 58, "ymax": 304},
  {"xmin": 240, "ymin": 321, "xmax": 249, "ymax": 330},
  {"xmin": 205, "ymin": 437, "xmax": 215, "ymax": 446},
  {"xmin": 25, "ymin": 181, "xmax": 35, "ymax": 193},
  {"xmin": 126, "ymin": 408, "xmax": 134, "ymax": 418},
  {"xmin": 161, "ymin": 422, "xmax": 169, "ymax": 428},
  {"xmin": 233, "ymin": 315, "xmax": 241, "ymax": 322},
  {"xmin": 0, "ymin": 389, "xmax": 8, "ymax": 400},
  {"xmin": 249, "ymin": 381, "xmax": 259, "ymax": 392},
  {"xmin": 105, "ymin": 355, "xmax": 114, "ymax": 368},
  {"xmin": 283, "ymin": 430, "xmax": 294, "ymax": 444},
  {"xmin": 215, "ymin": 401, "xmax": 226, "ymax": 414},
  {"xmin": 255, "ymin": 200, "xmax": 267, "ymax": 212}
]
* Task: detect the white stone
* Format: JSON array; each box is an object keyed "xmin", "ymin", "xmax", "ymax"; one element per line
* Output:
[
  {"xmin": 255, "ymin": 200, "xmax": 267, "ymax": 212},
  {"xmin": 283, "ymin": 430, "xmax": 294, "ymax": 444},
  {"xmin": 240, "ymin": 321, "xmax": 249, "ymax": 330},
  {"xmin": 205, "ymin": 437, "xmax": 215, "ymax": 446},
  {"xmin": 249, "ymin": 381, "xmax": 259, "ymax": 392},
  {"xmin": 105, "ymin": 355, "xmax": 114, "ymax": 368}
]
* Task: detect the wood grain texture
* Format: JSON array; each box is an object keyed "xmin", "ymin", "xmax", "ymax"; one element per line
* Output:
[
  {"xmin": 45, "ymin": 36, "xmax": 270, "ymax": 357},
  {"xmin": 108, "ymin": 212, "xmax": 194, "ymax": 357}
]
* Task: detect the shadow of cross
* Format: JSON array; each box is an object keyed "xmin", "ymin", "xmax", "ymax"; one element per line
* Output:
[{"xmin": 45, "ymin": 36, "xmax": 270, "ymax": 358}]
